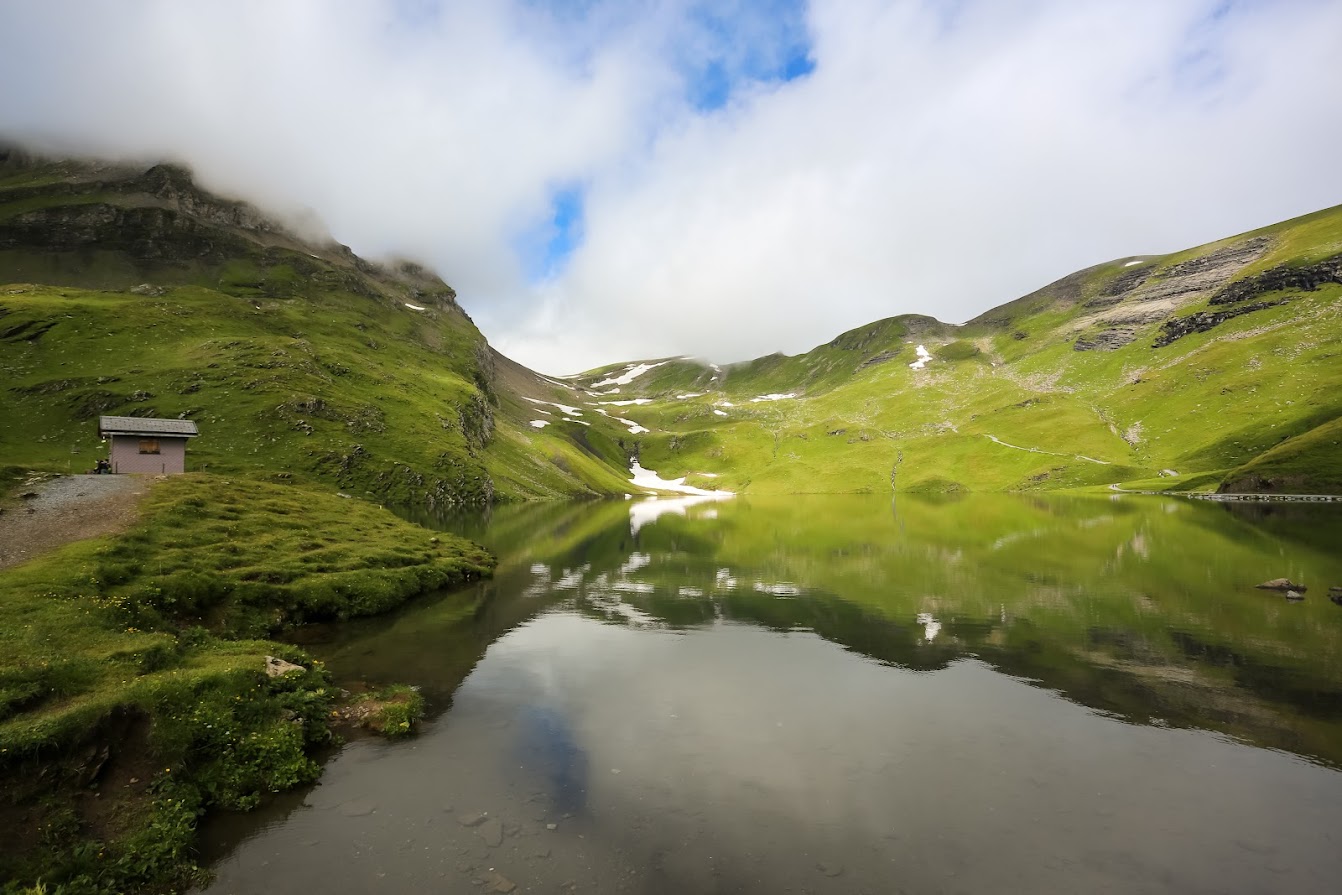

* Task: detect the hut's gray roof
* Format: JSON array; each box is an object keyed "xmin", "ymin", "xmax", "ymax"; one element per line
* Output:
[{"xmin": 98, "ymin": 416, "xmax": 200, "ymax": 437}]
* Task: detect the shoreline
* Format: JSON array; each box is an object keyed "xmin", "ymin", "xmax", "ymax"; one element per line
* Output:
[{"xmin": 0, "ymin": 472, "xmax": 495, "ymax": 894}]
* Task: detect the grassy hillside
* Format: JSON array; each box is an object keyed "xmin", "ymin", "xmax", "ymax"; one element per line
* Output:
[
  {"xmin": 5, "ymin": 147, "xmax": 1336, "ymax": 499},
  {"xmin": 0, "ymin": 149, "xmax": 635, "ymax": 504},
  {"xmin": 560, "ymin": 205, "xmax": 1342, "ymax": 495}
]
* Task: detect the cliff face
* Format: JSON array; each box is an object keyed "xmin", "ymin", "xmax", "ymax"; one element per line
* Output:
[{"xmin": 0, "ymin": 148, "xmax": 458, "ymax": 302}]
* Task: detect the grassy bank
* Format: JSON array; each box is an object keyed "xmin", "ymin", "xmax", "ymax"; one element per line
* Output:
[{"xmin": 0, "ymin": 475, "xmax": 494, "ymax": 894}]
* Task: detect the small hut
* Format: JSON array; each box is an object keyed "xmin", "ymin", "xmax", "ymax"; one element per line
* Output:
[{"xmin": 98, "ymin": 416, "xmax": 200, "ymax": 474}]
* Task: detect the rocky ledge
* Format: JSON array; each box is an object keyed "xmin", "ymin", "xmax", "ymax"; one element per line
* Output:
[
  {"xmin": 1152, "ymin": 299, "xmax": 1283, "ymax": 348},
  {"xmin": 1210, "ymin": 253, "xmax": 1342, "ymax": 305}
]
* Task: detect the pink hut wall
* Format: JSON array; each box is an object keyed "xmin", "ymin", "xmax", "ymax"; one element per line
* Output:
[{"xmin": 108, "ymin": 435, "xmax": 188, "ymax": 474}]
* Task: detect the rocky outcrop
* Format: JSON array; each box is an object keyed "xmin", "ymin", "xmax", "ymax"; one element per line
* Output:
[
  {"xmin": 1256, "ymin": 578, "xmax": 1306, "ymax": 592},
  {"xmin": 264, "ymin": 655, "xmax": 305, "ymax": 677},
  {"xmin": 1073, "ymin": 326, "xmax": 1136, "ymax": 351},
  {"xmin": 1081, "ymin": 238, "xmax": 1272, "ymax": 328},
  {"xmin": 1210, "ymin": 254, "xmax": 1342, "ymax": 305},
  {"xmin": 1152, "ymin": 300, "xmax": 1282, "ymax": 348},
  {"xmin": 135, "ymin": 163, "xmax": 281, "ymax": 234},
  {"xmin": 0, "ymin": 153, "xmax": 460, "ymax": 311},
  {"xmin": 1085, "ymin": 265, "xmax": 1153, "ymax": 307},
  {"xmin": 0, "ymin": 202, "xmax": 244, "ymax": 261},
  {"xmin": 856, "ymin": 349, "xmax": 902, "ymax": 370}
]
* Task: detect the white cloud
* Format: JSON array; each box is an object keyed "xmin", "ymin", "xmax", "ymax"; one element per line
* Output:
[{"xmin": 3, "ymin": 0, "xmax": 1341, "ymax": 374}]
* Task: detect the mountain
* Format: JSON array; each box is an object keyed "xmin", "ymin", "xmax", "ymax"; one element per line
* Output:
[
  {"xmin": 559, "ymin": 205, "xmax": 1342, "ymax": 495},
  {"xmin": 0, "ymin": 146, "xmax": 634, "ymax": 504},
  {"xmin": 3, "ymin": 145, "xmax": 1340, "ymax": 499}
]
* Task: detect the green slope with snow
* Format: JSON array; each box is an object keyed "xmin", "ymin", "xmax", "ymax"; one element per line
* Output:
[{"xmin": 556, "ymin": 204, "xmax": 1342, "ymax": 495}]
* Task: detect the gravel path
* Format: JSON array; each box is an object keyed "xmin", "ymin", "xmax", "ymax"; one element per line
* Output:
[{"xmin": 0, "ymin": 474, "xmax": 153, "ymax": 571}]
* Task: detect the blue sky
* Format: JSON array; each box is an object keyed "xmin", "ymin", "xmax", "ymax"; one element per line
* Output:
[
  {"xmin": 518, "ymin": 184, "xmax": 587, "ymax": 280},
  {"xmin": 517, "ymin": 0, "xmax": 819, "ymax": 280},
  {"xmin": 680, "ymin": 1, "xmax": 815, "ymax": 111}
]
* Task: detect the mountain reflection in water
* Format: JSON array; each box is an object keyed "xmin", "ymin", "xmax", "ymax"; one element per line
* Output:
[{"xmin": 200, "ymin": 494, "xmax": 1342, "ymax": 895}]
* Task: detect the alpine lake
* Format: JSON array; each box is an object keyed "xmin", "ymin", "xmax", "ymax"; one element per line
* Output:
[{"xmin": 198, "ymin": 492, "xmax": 1342, "ymax": 895}]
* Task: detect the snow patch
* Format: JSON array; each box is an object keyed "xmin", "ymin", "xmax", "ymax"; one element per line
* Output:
[
  {"xmin": 675, "ymin": 392, "xmax": 703, "ymax": 400},
  {"xmin": 529, "ymin": 420, "xmax": 549, "ymax": 428},
  {"xmin": 909, "ymin": 345, "xmax": 932, "ymax": 370},
  {"xmin": 524, "ymin": 397, "xmax": 584, "ymax": 417},
  {"xmin": 1124, "ymin": 259, "xmax": 1145, "ymax": 267},
  {"xmin": 598, "ymin": 398, "xmax": 653, "ymax": 406},
  {"xmin": 404, "ymin": 302, "xmax": 426, "ymax": 311},
  {"xmin": 592, "ymin": 361, "xmax": 667, "ymax": 388},
  {"xmin": 615, "ymin": 417, "xmax": 649, "ymax": 435},
  {"xmin": 750, "ymin": 393, "xmax": 796, "ymax": 403},
  {"xmin": 630, "ymin": 461, "xmax": 732, "ymax": 497},
  {"xmin": 713, "ymin": 409, "xmax": 728, "ymax": 416}
]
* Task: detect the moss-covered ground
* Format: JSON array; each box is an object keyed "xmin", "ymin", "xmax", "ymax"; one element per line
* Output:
[{"xmin": 0, "ymin": 476, "xmax": 493, "ymax": 894}]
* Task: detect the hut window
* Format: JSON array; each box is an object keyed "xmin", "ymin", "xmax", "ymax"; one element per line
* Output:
[{"xmin": 138, "ymin": 438, "xmax": 160, "ymax": 455}]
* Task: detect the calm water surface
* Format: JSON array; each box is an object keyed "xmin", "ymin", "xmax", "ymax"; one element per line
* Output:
[{"xmin": 200, "ymin": 493, "xmax": 1342, "ymax": 894}]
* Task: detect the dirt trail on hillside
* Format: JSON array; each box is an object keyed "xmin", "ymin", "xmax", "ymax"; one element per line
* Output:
[{"xmin": 0, "ymin": 474, "xmax": 152, "ymax": 570}]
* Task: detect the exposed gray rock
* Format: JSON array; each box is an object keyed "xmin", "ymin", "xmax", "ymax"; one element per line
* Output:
[
  {"xmin": 264, "ymin": 655, "xmax": 304, "ymax": 677},
  {"xmin": 1152, "ymin": 300, "xmax": 1283, "ymax": 348},
  {"xmin": 482, "ymin": 870, "xmax": 516, "ymax": 893},
  {"xmin": 478, "ymin": 817, "xmax": 504, "ymax": 847},
  {"xmin": 1073, "ymin": 327, "xmax": 1136, "ymax": 351},
  {"xmin": 1088, "ymin": 264, "xmax": 1154, "ymax": 304},
  {"xmin": 855, "ymin": 349, "xmax": 901, "ymax": 371},
  {"xmin": 1256, "ymin": 578, "xmax": 1306, "ymax": 591},
  {"xmin": 1211, "ymin": 253, "xmax": 1342, "ymax": 305}
]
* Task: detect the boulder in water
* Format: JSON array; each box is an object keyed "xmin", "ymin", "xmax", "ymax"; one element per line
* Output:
[{"xmin": 1256, "ymin": 578, "xmax": 1306, "ymax": 592}]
